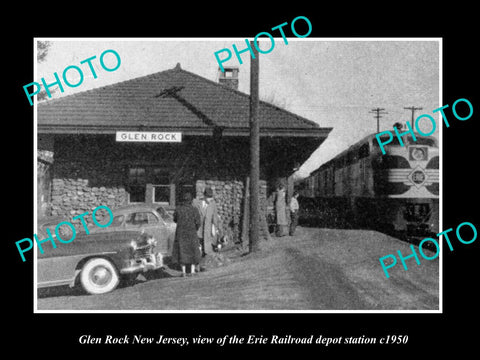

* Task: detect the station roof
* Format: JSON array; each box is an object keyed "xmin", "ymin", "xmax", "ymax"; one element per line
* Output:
[{"xmin": 37, "ymin": 63, "xmax": 332, "ymax": 139}]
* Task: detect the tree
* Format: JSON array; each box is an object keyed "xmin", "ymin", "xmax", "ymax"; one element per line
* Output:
[
  {"xmin": 36, "ymin": 41, "xmax": 55, "ymax": 102},
  {"xmin": 37, "ymin": 41, "xmax": 51, "ymax": 63}
]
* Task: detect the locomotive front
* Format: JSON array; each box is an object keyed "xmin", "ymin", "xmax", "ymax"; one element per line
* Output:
[{"xmin": 372, "ymin": 133, "xmax": 439, "ymax": 235}]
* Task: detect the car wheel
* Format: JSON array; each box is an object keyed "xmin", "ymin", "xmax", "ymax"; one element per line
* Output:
[{"xmin": 80, "ymin": 258, "xmax": 120, "ymax": 295}]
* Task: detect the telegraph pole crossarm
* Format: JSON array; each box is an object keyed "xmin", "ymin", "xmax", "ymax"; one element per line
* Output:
[
  {"xmin": 369, "ymin": 107, "xmax": 388, "ymax": 133},
  {"xmin": 404, "ymin": 106, "xmax": 423, "ymax": 129}
]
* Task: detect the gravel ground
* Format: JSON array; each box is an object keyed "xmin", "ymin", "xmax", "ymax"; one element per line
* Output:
[{"xmin": 36, "ymin": 227, "xmax": 439, "ymax": 311}]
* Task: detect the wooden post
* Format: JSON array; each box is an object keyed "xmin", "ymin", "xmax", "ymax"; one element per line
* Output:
[
  {"xmin": 249, "ymin": 41, "xmax": 260, "ymax": 253},
  {"xmin": 241, "ymin": 176, "xmax": 250, "ymax": 248}
]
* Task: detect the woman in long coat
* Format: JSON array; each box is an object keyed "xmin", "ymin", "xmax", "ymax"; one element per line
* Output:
[
  {"xmin": 273, "ymin": 184, "xmax": 288, "ymax": 237},
  {"xmin": 192, "ymin": 193, "xmax": 208, "ymax": 256},
  {"xmin": 172, "ymin": 192, "xmax": 202, "ymax": 276}
]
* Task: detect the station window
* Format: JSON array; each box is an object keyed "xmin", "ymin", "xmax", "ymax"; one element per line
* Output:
[
  {"xmin": 153, "ymin": 185, "xmax": 170, "ymax": 204},
  {"xmin": 129, "ymin": 167, "xmax": 146, "ymax": 182},
  {"xmin": 126, "ymin": 166, "xmax": 186, "ymax": 206},
  {"xmin": 128, "ymin": 186, "xmax": 145, "ymax": 203},
  {"xmin": 152, "ymin": 168, "xmax": 171, "ymax": 204},
  {"xmin": 128, "ymin": 167, "xmax": 146, "ymax": 203}
]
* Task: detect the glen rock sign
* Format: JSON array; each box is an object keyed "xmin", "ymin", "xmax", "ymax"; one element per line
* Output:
[{"xmin": 115, "ymin": 131, "xmax": 182, "ymax": 142}]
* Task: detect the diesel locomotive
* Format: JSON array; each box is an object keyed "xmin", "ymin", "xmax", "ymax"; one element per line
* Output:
[{"xmin": 298, "ymin": 131, "xmax": 439, "ymax": 236}]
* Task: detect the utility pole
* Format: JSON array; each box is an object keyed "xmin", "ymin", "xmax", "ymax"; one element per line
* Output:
[
  {"xmin": 369, "ymin": 108, "xmax": 388, "ymax": 132},
  {"xmin": 404, "ymin": 106, "xmax": 423, "ymax": 129},
  {"xmin": 249, "ymin": 41, "xmax": 260, "ymax": 253}
]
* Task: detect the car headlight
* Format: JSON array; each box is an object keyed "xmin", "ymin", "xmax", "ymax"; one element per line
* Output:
[
  {"xmin": 130, "ymin": 240, "xmax": 138, "ymax": 250},
  {"xmin": 410, "ymin": 147, "xmax": 427, "ymax": 161}
]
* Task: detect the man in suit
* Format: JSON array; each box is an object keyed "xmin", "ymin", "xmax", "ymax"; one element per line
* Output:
[
  {"xmin": 202, "ymin": 187, "xmax": 220, "ymax": 255},
  {"xmin": 192, "ymin": 190, "xmax": 208, "ymax": 257}
]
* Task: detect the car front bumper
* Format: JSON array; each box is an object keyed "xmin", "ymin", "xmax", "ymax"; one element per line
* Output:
[{"xmin": 120, "ymin": 253, "xmax": 164, "ymax": 274}]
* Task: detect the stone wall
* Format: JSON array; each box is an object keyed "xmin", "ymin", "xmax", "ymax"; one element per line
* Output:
[
  {"xmin": 50, "ymin": 178, "xmax": 128, "ymax": 218},
  {"xmin": 48, "ymin": 161, "xmax": 128, "ymax": 220},
  {"xmin": 37, "ymin": 150, "xmax": 54, "ymax": 219},
  {"xmin": 46, "ymin": 161, "xmax": 271, "ymax": 244}
]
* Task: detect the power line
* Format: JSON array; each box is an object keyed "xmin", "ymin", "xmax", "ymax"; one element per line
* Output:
[{"xmin": 369, "ymin": 107, "xmax": 388, "ymax": 132}]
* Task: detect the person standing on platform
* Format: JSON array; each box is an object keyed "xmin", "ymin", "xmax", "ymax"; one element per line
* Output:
[
  {"xmin": 289, "ymin": 191, "xmax": 300, "ymax": 236},
  {"xmin": 203, "ymin": 187, "xmax": 220, "ymax": 255},
  {"xmin": 274, "ymin": 183, "xmax": 288, "ymax": 237},
  {"xmin": 172, "ymin": 192, "xmax": 202, "ymax": 277},
  {"xmin": 192, "ymin": 191, "xmax": 208, "ymax": 257}
]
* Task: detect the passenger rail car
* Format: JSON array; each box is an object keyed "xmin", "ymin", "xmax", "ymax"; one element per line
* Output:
[{"xmin": 300, "ymin": 133, "xmax": 439, "ymax": 235}]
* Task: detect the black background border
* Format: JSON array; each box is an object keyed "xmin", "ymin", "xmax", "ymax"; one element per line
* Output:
[{"xmin": 5, "ymin": 5, "xmax": 478, "ymax": 356}]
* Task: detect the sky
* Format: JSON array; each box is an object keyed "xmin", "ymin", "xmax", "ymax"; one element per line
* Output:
[{"xmin": 35, "ymin": 38, "xmax": 440, "ymax": 177}]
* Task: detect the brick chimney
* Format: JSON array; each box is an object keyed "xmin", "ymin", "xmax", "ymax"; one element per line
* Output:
[{"xmin": 218, "ymin": 66, "xmax": 239, "ymax": 90}]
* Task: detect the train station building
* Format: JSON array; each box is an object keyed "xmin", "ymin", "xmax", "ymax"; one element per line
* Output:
[{"xmin": 37, "ymin": 63, "xmax": 332, "ymax": 242}]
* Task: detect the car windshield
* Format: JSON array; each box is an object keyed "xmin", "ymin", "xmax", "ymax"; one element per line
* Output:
[
  {"xmin": 373, "ymin": 135, "xmax": 402, "ymax": 147},
  {"xmin": 125, "ymin": 211, "xmax": 162, "ymax": 226},
  {"xmin": 413, "ymin": 136, "xmax": 438, "ymax": 147},
  {"xmin": 156, "ymin": 207, "xmax": 173, "ymax": 221},
  {"xmin": 373, "ymin": 134, "xmax": 438, "ymax": 147}
]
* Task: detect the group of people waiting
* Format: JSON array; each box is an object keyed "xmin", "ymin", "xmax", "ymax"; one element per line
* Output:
[
  {"xmin": 171, "ymin": 183, "xmax": 301, "ymax": 277},
  {"xmin": 171, "ymin": 187, "xmax": 219, "ymax": 277},
  {"xmin": 273, "ymin": 183, "xmax": 300, "ymax": 237}
]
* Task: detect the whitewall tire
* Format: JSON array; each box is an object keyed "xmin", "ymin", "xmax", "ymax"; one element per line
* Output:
[{"xmin": 80, "ymin": 258, "xmax": 120, "ymax": 295}]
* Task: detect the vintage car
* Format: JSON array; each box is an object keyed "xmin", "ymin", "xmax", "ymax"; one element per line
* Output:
[{"xmin": 37, "ymin": 204, "xmax": 176, "ymax": 295}]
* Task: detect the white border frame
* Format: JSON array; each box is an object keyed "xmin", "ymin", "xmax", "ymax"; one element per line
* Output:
[{"xmin": 33, "ymin": 37, "xmax": 443, "ymax": 314}]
